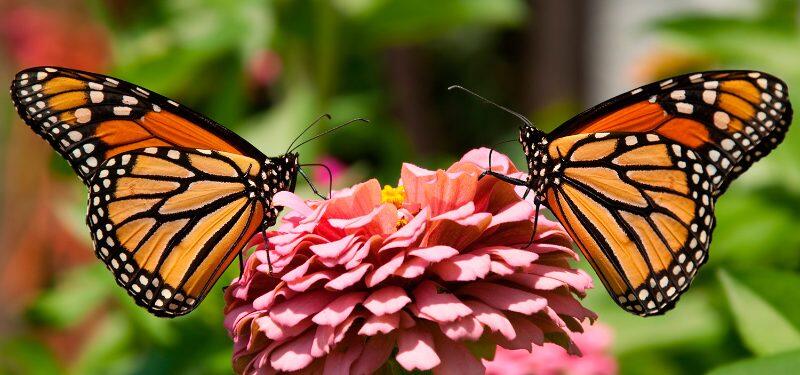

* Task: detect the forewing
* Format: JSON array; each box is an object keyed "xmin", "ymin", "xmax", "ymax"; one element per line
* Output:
[
  {"xmin": 545, "ymin": 133, "xmax": 715, "ymax": 316},
  {"xmin": 549, "ymin": 71, "xmax": 791, "ymax": 195},
  {"xmin": 87, "ymin": 147, "xmax": 264, "ymax": 317},
  {"xmin": 10, "ymin": 66, "xmax": 264, "ymax": 184}
]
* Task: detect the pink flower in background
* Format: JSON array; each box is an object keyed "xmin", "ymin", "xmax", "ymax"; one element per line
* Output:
[
  {"xmin": 224, "ymin": 148, "xmax": 596, "ymax": 374},
  {"xmin": 247, "ymin": 49, "xmax": 282, "ymax": 87},
  {"xmin": 484, "ymin": 322, "xmax": 617, "ymax": 375},
  {"xmin": 312, "ymin": 156, "xmax": 347, "ymax": 188}
]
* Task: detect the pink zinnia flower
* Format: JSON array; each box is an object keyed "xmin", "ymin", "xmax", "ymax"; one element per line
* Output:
[
  {"xmin": 484, "ymin": 322, "xmax": 617, "ymax": 375},
  {"xmin": 224, "ymin": 148, "xmax": 596, "ymax": 374}
]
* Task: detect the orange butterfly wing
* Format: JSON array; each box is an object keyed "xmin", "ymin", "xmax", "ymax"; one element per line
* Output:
[
  {"xmin": 87, "ymin": 147, "xmax": 265, "ymax": 317},
  {"xmin": 10, "ymin": 66, "xmax": 264, "ymax": 184},
  {"xmin": 543, "ymin": 133, "xmax": 714, "ymax": 315},
  {"xmin": 549, "ymin": 71, "xmax": 791, "ymax": 194}
]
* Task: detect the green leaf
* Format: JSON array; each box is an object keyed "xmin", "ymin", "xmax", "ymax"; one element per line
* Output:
[
  {"xmin": 27, "ymin": 265, "xmax": 113, "ymax": 328},
  {"xmin": 0, "ymin": 337, "xmax": 62, "ymax": 375},
  {"xmin": 707, "ymin": 349, "xmax": 800, "ymax": 375},
  {"xmin": 718, "ymin": 269, "xmax": 800, "ymax": 356}
]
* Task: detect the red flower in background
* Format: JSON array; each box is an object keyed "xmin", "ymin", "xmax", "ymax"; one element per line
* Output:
[
  {"xmin": 224, "ymin": 149, "xmax": 597, "ymax": 374},
  {"xmin": 0, "ymin": 5, "xmax": 110, "ymax": 70}
]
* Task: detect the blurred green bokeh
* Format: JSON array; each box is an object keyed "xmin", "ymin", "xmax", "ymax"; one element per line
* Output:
[{"xmin": 1, "ymin": 0, "xmax": 800, "ymax": 374}]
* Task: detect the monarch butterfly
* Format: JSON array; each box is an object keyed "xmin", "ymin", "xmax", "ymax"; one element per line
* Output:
[
  {"xmin": 9, "ymin": 66, "xmax": 355, "ymax": 317},
  {"xmin": 453, "ymin": 70, "xmax": 792, "ymax": 316}
]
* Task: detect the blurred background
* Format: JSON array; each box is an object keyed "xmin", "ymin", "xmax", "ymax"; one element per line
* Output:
[{"xmin": 2, "ymin": 0, "xmax": 800, "ymax": 374}]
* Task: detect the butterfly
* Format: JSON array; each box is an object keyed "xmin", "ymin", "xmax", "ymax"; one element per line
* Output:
[
  {"xmin": 453, "ymin": 70, "xmax": 792, "ymax": 316},
  {"xmin": 9, "ymin": 66, "xmax": 352, "ymax": 317}
]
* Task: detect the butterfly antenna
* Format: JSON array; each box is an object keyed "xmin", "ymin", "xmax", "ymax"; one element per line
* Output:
[
  {"xmin": 287, "ymin": 114, "xmax": 332, "ymax": 153},
  {"xmin": 301, "ymin": 163, "xmax": 333, "ymax": 199},
  {"xmin": 448, "ymin": 85, "xmax": 535, "ymax": 129},
  {"xmin": 290, "ymin": 118, "xmax": 369, "ymax": 152}
]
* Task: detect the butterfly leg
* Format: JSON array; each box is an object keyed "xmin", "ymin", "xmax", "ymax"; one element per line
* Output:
[
  {"xmin": 478, "ymin": 170, "xmax": 528, "ymax": 186},
  {"xmin": 523, "ymin": 197, "xmax": 542, "ymax": 249},
  {"xmin": 298, "ymin": 168, "xmax": 328, "ymax": 199},
  {"xmin": 259, "ymin": 225, "xmax": 274, "ymax": 275},
  {"xmin": 238, "ymin": 252, "xmax": 245, "ymax": 278}
]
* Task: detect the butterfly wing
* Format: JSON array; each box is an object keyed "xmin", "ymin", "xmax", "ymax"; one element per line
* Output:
[
  {"xmin": 87, "ymin": 147, "xmax": 264, "ymax": 317},
  {"xmin": 544, "ymin": 132, "xmax": 716, "ymax": 316},
  {"xmin": 10, "ymin": 66, "xmax": 264, "ymax": 184},
  {"xmin": 549, "ymin": 71, "xmax": 791, "ymax": 194}
]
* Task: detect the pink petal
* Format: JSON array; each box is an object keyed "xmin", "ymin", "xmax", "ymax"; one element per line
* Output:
[
  {"xmin": 439, "ymin": 316, "xmax": 484, "ymax": 341},
  {"xmin": 457, "ymin": 282, "xmax": 547, "ymax": 315},
  {"xmin": 464, "ymin": 300, "xmax": 516, "ymax": 340},
  {"xmin": 381, "ymin": 207, "xmax": 429, "ymax": 251},
  {"xmin": 310, "ymin": 234, "xmax": 358, "ymax": 258},
  {"xmin": 541, "ymin": 291, "xmax": 597, "ymax": 321},
  {"xmin": 432, "ymin": 254, "xmax": 491, "ymax": 281},
  {"xmin": 287, "ymin": 270, "xmax": 337, "ymax": 292},
  {"xmin": 526, "ymin": 265, "xmax": 595, "ymax": 293},
  {"xmin": 362, "ymin": 286, "xmax": 411, "ymax": 316},
  {"xmin": 475, "ymin": 246, "xmax": 539, "ymax": 267},
  {"xmin": 329, "ymin": 203, "xmax": 398, "ymax": 236},
  {"xmin": 408, "ymin": 245, "xmax": 460, "ymax": 262},
  {"xmin": 413, "ymin": 280, "xmax": 473, "ymax": 322},
  {"xmin": 494, "ymin": 314, "xmax": 544, "ymax": 350},
  {"xmin": 325, "ymin": 179, "xmax": 382, "ymax": 218},
  {"xmin": 351, "ymin": 333, "xmax": 398, "ymax": 374},
  {"xmin": 321, "ymin": 336, "xmax": 364, "ymax": 375},
  {"xmin": 395, "ymin": 256, "xmax": 429, "ymax": 278},
  {"xmin": 396, "ymin": 327, "xmax": 441, "ymax": 371},
  {"xmin": 311, "ymin": 324, "xmax": 335, "ymax": 357},
  {"xmin": 312, "ymin": 291, "xmax": 367, "ymax": 326},
  {"xmin": 431, "ymin": 202, "xmax": 475, "ymax": 222},
  {"xmin": 325, "ymin": 263, "xmax": 371, "ymax": 290},
  {"xmin": 269, "ymin": 290, "xmax": 337, "ymax": 326},
  {"xmin": 458, "ymin": 148, "xmax": 518, "ymax": 174},
  {"xmin": 256, "ymin": 315, "xmax": 313, "ymax": 341},
  {"xmin": 252, "ymin": 282, "xmax": 295, "ymax": 310},
  {"xmin": 365, "ymin": 251, "xmax": 405, "ymax": 287},
  {"xmin": 273, "ymin": 191, "xmax": 314, "ymax": 216},
  {"xmin": 281, "ymin": 255, "xmax": 317, "ymax": 282},
  {"xmin": 270, "ymin": 328, "xmax": 316, "ymax": 371},
  {"xmin": 431, "ymin": 332, "xmax": 485, "ymax": 375},
  {"xmin": 358, "ymin": 312, "xmax": 401, "ymax": 335},
  {"xmin": 489, "ymin": 200, "xmax": 534, "ymax": 228}
]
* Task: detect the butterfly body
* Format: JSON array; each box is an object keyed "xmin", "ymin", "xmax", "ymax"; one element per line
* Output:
[
  {"xmin": 10, "ymin": 67, "xmax": 301, "ymax": 316},
  {"xmin": 479, "ymin": 70, "xmax": 792, "ymax": 316}
]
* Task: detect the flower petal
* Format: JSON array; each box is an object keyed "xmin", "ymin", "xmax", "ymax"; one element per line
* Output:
[
  {"xmin": 439, "ymin": 316, "xmax": 484, "ymax": 341},
  {"xmin": 413, "ymin": 280, "xmax": 473, "ymax": 322},
  {"xmin": 432, "ymin": 254, "xmax": 491, "ymax": 281},
  {"xmin": 457, "ymin": 281, "xmax": 547, "ymax": 315},
  {"xmin": 270, "ymin": 328, "xmax": 316, "ymax": 371},
  {"xmin": 465, "ymin": 300, "xmax": 516, "ymax": 340},
  {"xmin": 431, "ymin": 331, "xmax": 485, "ymax": 375},
  {"xmin": 358, "ymin": 312, "xmax": 401, "ymax": 335},
  {"xmin": 310, "ymin": 234, "xmax": 358, "ymax": 258},
  {"xmin": 396, "ymin": 327, "xmax": 441, "ymax": 371},
  {"xmin": 273, "ymin": 191, "xmax": 314, "ymax": 216},
  {"xmin": 269, "ymin": 289, "xmax": 337, "ymax": 326},
  {"xmin": 350, "ymin": 333, "xmax": 398, "ymax": 374},
  {"xmin": 362, "ymin": 286, "xmax": 411, "ymax": 316},
  {"xmin": 408, "ymin": 245, "xmax": 459, "ymax": 262},
  {"xmin": 312, "ymin": 291, "xmax": 367, "ymax": 326},
  {"xmin": 325, "ymin": 263, "xmax": 371, "ymax": 290},
  {"xmin": 365, "ymin": 251, "xmax": 404, "ymax": 287}
]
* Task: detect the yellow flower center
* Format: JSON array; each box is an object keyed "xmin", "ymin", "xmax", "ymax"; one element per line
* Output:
[{"xmin": 381, "ymin": 184, "xmax": 405, "ymax": 208}]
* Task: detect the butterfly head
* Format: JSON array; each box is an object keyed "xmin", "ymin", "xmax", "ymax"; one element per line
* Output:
[{"xmin": 519, "ymin": 125, "xmax": 550, "ymax": 200}]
